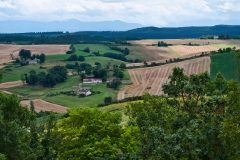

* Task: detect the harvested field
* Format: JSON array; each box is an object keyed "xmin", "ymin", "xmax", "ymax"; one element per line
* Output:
[
  {"xmin": 0, "ymin": 80, "xmax": 23, "ymax": 89},
  {"xmin": 124, "ymin": 45, "xmax": 177, "ymax": 62},
  {"xmin": 21, "ymin": 99, "xmax": 67, "ymax": 113},
  {"xmin": 131, "ymin": 39, "xmax": 240, "ymax": 45},
  {"xmin": 118, "ymin": 57, "xmax": 210, "ymax": 100},
  {"xmin": 169, "ymin": 45, "xmax": 218, "ymax": 56},
  {"xmin": 126, "ymin": 45, "xmax": 216, "ymax": 67},
  {"xmin": 0, "ymin": 44, "xmax": 70, "ymax": 64}
]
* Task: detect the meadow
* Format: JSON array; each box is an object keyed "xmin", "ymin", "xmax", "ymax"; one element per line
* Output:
[
  {"xmin": 210, "ymin": 50, "xmax": 240, "ymax": 81},
  {"xmin": 8, "ymin": 69, "xmax": 131, "ymax": 108}
]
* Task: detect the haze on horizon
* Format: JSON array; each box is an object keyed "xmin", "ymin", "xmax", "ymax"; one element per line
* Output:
[{"xmin": 0, "ymin": 0, "xmax": 239, "ymax": 27}]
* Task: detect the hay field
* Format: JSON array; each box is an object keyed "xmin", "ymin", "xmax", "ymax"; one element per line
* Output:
[
  {"xmin": 118, "ymin": 57, "xmax": 210, "ymax": 100},
  {"xmin": 131, "ymin": 39, "xmax": 240, "ymax": 45},
  {"xmin": 0, "ymin": 44, "xmax": 70, "ymax": 64},
  {"xmin": 21, "ymin": 99, "xmax": 67, "ymax": 113},
  {"xmin": 169, "ymin": 45, "xmax": 218, "ymax": 56},
  {"xmin": 124, "ymin": 45, "xmax": 178, "ymax": 62}
]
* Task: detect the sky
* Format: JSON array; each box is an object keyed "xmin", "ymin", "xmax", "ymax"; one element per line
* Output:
[{"xmin": 0, "ymin": 0, "xmax": 239, "ymax": 27}]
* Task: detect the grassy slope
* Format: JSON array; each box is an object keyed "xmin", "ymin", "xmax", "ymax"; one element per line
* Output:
[
  {"xmin": 210, "ymin": 50, "xmax": 240, "ymax": 81},
  {"xmin": 9, "ymin": 69, "xmax": 131, "ymax": 108},
  {"xmin": 43, "ymin": 84, "xmax": 119, "ymax": 108}
]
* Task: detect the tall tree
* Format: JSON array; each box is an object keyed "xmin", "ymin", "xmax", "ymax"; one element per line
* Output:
[{"xmin": 39, "ymin": 53, "xmax": 46, "ymax": 63}]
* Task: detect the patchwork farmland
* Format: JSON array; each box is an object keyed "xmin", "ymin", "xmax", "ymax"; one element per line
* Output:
[
  {"xmin": 0, "ymin": 44, "xmax": 70, "ymax": 64},
  {"xmin": 118, "ymin": 57, "xmax": 210, "ymax": 100},
  {"xmin": 126, "ymin": 39, "xmax": 240, "ymax": 67}
]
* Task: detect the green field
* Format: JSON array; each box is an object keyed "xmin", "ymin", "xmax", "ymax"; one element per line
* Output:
[
  {"xmin": 8, "ymin": 68, "xmax": 131, "ymax": 108},
  {"xmin": 75, "ymin": 44, "xmax": 122, "ymax": 55},
  {"xmin": 9, "ymin": 76, "xmax": 119, "ymax": 108},
  {"xmin": 2, "ymin": 63, "xmax": 48, "ymax": 82},
  {"xmin": 212, "ymin": 44, "xmax": 240, "ymax": 49},
  {"xmin": 43, "ymin": 84, "xmax": 119, "ymax": 108},
  {"xmin": 210, "ymin": 50, "xmax": 240, "ymax": 81}
]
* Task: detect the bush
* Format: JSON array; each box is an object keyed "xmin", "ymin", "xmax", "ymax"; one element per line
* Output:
[
  {"xmin": 104, "ymin": 96, "xmax": 112, "ymax": 104},
  {"xmin": 83, "ymin": 47, "xmax": 90, "ymax": 53},
  {"xmin": 79, "ymin": 94, "xmax": 86, "ymax": 98}
]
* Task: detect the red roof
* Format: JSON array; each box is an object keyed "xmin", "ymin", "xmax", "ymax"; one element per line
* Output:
[{"xmin": 83, "ymin": 78, "xmax": 102, "ymax": 81}]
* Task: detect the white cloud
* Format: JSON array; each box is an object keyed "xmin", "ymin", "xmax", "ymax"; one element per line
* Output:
[
  {"xmin": 218, "ymin": 1, "xmax": 240, "ymax": 12},
  {"xmin": 0, "ymin": 0, "xmax": 238, "ymax": 26},
  {"xmin": 0, "ymin": 0, "xmax": 15, "ymax": 9}
]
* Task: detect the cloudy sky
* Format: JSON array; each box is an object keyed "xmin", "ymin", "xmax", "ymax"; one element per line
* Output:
[{"xmin": 0, "ymin": 0, "xmax": 239, "ymax": 27}]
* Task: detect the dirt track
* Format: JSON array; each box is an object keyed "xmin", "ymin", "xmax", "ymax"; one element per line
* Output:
[
  {"xmin": 21, "ymin": 99, "xmax": 67, "ymax": 113},
  {"xmin": 0, "ymin": 80, "xmax": 23, "ymax": 89},
  {"xmin": 0, "ymin": 44, "xmax": 70, "ymax": 64},
  {"xmin": 118, "ymin": 57, "xmax": 210, "ymax": 100}
]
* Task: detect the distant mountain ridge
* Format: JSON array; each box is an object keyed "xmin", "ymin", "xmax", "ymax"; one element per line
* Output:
[
  {"xmin": 0, "ymin": 20, "xmax": 144, "ymax": 33},
  {"xmin": 0, "ymin": 23, "xmax": 240, "ymax": 39}
]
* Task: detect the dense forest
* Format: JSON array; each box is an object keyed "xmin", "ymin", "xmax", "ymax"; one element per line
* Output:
[
  {"xmin": 1, "ymin": 25, "xmax": 240, "ymax": 44},
  {"xmin": 1, "ymin": 67, "xmax": 240, "ymax": 159}
]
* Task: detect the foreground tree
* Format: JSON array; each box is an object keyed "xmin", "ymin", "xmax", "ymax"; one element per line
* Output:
[
  {"xmin": 126, "ymin": 67, "xmax": 234, "ymax": 159},
  {"xmin": 0, "ymin": 93, "xmax": 33, "ymax": 159},
  {"xmin": 56, "ymin": 108, "xmax": 140, "ymax": 159}
]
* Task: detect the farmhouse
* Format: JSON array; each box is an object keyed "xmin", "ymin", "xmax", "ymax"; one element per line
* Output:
[
  {"xmin": 82, "ymin": 87, "xmax": 92, "ymax": 91},
  {"xmin": 76, "ymin": 89, "xmax": 91, "ymax": 96},
  {"xmin": 27, "ymin": 60, "xmax": 38, "ymax": 64},
  {"xmin": 106, "ymin": 77, "xmax": 116, "ymax": 83},
  {"xmin": 83, "ymin": 78, "xmax": 102, "ymax": 84}
]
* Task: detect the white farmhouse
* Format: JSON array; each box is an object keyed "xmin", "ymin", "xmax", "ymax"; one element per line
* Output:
[
  {"xmin": 76, "ymin": 89, "xmax": 91, "ymax": 96},
  {"xmin": 27, "ymin": 60, "xmax": 38, "ymax": 64},
  {"xmin": 83, "ymin": 78, "xmax": 102, "ymax": 84}
]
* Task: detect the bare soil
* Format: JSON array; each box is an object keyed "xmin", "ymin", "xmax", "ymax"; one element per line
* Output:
[
  {"xmin": 0, "ymin": 44, "xmax": 70, "ymax": 64},
  {"xmin": 0, "ymin": 80, "xmax": 23, "ymax": 89},
  {"xmin": 118, "ymin": 57, "xmax": 210, "ymax": 100},
  {"xmin": 20, "ymin": 99, "xmax": 67, "ymax": 113}
]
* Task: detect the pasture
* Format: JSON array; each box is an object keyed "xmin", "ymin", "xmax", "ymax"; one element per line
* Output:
[
  {"xmin": 75, "ymin": 44, "xmax": 122, "ymax": 55},
  {"xmin": 210, "ymin": 50, "xmax": 240, "ymax": 82}
]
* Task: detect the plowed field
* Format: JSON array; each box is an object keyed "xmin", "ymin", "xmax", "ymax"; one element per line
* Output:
[
  {"xmin": 0, "ymin": 44, "xmax": 70, "ymax": 64},
  {"xmin": 118, "ymin": 57, "xmax": 210, "ymax": 100},
  {"xmin": 21, "ymin": 99, "xmax": 67, "ymax": 113},
  {"xmin": 0, "ymin": 80, "xmax": 23, "ymax": 89}
]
